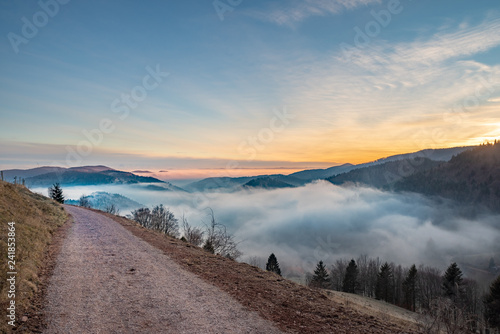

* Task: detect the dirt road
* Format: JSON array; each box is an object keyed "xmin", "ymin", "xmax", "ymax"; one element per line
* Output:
[{"xmin": 43, "ymin": 206, "xmax": 283, "ymax": 334}]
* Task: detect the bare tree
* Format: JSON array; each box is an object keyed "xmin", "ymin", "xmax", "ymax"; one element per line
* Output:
[
  {"xmin": 246, "ymin": 256, "xmax": 263, "ymax": 269},
  {"xmin": 105, "ymin": 204, "xmax": 119, "ymax": 215},
  {"xmin": 181, "ymin": 214, "xmax": 204, "ymax": 247},
  {"xmin": 132, "ymin": 207, "xmax": 151, "ymax": 227},
  {"xmin": 418, "ymin": 298, "xmax": 474, "ymax": 334},
  {"xmin": 330, "ymin": 259, "xmax": 348, "ymax": 291},
  {"xmin": 356, "ymin": 254, "xmax": 369, "ymax": 296},
  {"xmin": 418, "ymin": 265, "xmax": 442, "ymax": 310},
  {"xmin": 203, "ymin": 208, "xmax": 241, "ymax": 259},
  {"xmin": 132, "ymin": 205, "xmax": 179, "ymax": 237},
  {"xmin": 151, "ymin": 205, "xmax": 179, "ymax": 237}
]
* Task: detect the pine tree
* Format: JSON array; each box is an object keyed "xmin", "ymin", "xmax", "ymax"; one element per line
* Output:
[
  {"xmin": 48, "ymin": 183, "xmax": 65, "ymax": 204},
  {"xmin": 266, "ymin": 253, "xmax": 281, "ymax": 276},
  {"xmin": 376, "ymin": 262, "xmax": 394, "ymax": 303},
  {"xmin": 342, "ymin": 259, "xmax": 358, "ymax": 293},
  {"xmin": 484, "ymin": 275, "xmax": 500, "ymax": 329},
  {"xmin": 310, "ymin": 261, "xmax": 330, "ymax": 289},
  {"xmin": 402, "ymin": 264, "xmax": 418, "ymax": 311},
  {"xmin": 442, "ymin": 262, "xmax": 463, "ymax": 301}
]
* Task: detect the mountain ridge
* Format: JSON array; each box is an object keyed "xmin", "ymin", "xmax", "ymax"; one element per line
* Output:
[
  {"xmin": 185, "ymin": 146, "xmax": 474, "ymax": 192},
  {"xmin": 395, "ymin": 142, "xmax": 500, "ymax": 212},
  {"xmin": 2, "ymin": 165, "xmax": 166, "ymax": 187}
]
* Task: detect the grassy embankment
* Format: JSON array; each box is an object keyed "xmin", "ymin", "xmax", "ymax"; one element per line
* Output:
[{"xmin": 0, "ymin": 181, "xmax": 67, "ymax": 333}]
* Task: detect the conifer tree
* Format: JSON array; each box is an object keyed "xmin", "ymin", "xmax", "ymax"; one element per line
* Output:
[
  {"xmin": 484, "ymin": 275, "xmax": 500, "ymax": 329},
  {"xmin": 48, "ymin": 183, "xmax": 65, "ymax": 204},
  {"xmin": 402, "ymin": 264, "xmax": 418, "ymax": 311},
  {"xmin": 342, "ymin": 259, "xmax": 358, "ymax": 293},
  {"xmin": 376, "ymin": 262, "xmax": 394, "ymax": 303},
  {"xmin": 442, "ymin": 262, "xmax": 463, "ymax": 301},
  {"xmin": 266, "ymin": 253, "xmax": 281, "ymax": 276},
  {"xmin": 311, "ymin": 261, "xmax": 330, "ymax": 289}
]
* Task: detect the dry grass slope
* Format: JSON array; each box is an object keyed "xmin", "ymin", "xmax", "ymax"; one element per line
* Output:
[{"xmin": 0, "ymin": 181, "xmax": 67, "ymax": 333}]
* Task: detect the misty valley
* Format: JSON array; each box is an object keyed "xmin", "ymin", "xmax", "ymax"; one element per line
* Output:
[
  {"xmin": 16, "ymin": 143, "xmax": 499, "ymax": 285},
  {"xmin": 3, "ymin": 141, "xmax": 500, "ymax": 333}
]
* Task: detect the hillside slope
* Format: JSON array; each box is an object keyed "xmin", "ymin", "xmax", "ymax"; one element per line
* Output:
[
  {"xmin": 0, "ymin": 181, "xmax": 67, "ymax": 332},
  {"xmin": 243, "ymin": 176, "xmax": 296, "ymax": 189},
  {"xmin": 290, "ymin": 147, "xmax": 471, "ymax": 182},
  {"xmin": 396, "ymin": 142, "xmax": 500, "ymax": 212},
  {"xmin": 327, "ymin": 158, "xmax": 442, "ymax": 189},
  {"xmin": 3, "ymin": 165, "xmax": 167, "ymax": 187},
  {"xmin": 25, "ymin": 169, "xmax": 164, "ymax": 187}
]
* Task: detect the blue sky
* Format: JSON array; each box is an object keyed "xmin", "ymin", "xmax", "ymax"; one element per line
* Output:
[{"xmin": 1, "ymin": 0, "xmax": 499, "ymax": 178}]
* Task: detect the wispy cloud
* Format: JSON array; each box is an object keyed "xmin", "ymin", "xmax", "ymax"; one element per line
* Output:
[
  {"xmin": 340, "ymin": 17, "xmax": 500, "ymax": 77},
  {"xmin": 257, "ymin": 17, "xmax": 500, "ymax": 158},
  {"xmin": 246, "ymin": 0, "xmax": 381, "ymax": 26}
]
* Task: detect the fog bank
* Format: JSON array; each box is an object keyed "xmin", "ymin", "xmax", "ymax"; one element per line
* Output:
[{"xmin": 33, "ymin": 181, "xmax": 500, "ymax": 274}]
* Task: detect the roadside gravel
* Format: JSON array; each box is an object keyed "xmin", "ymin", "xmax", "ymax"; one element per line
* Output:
[{"xmin": 43, "ymin": 205, "xmax": 283, "ymax": 334}]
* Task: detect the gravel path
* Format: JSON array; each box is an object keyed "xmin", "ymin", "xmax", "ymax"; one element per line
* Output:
[{"xmin": 44, "ymin": 206, "xmax": 283, "ymax": 334}]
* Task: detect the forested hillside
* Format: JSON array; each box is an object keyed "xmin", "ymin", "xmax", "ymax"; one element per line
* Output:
[
  {"xmin": 327, "ymin": 158, "xmax": 442, "ymax": 189},
  {"xmin": 396, "ymin": 142, "xmax": 500, "ymax": 212}
]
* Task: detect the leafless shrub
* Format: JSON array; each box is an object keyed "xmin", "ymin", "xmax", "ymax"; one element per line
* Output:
[
  {"xmin": 181, "ymin": 214, "xmax": 204, "ymax": 247},
  {"xmin": 105, "ymin": 204, "xmax": 119, "ymax": 215},
  {"xmin": 417, "ymin": 298, "xmax": 475, "ymax": 334}
]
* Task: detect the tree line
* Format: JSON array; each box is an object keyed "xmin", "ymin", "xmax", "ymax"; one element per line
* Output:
[{"xmin": 297, "ymin": 254, "xmax": 500, "ymax": 333}]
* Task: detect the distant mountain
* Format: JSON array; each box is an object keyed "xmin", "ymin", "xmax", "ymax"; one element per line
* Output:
[
  {"xmin": 290, "ymin": 147, "xmax": 472, "ymax": 182},
  {"xmin": 65, "ymin": 192, "xmax": 143, "ymax": 212},
  {"xmin": 370, "ymin": 147, "xmax": 473, "ymax": 165},
  {"xmin": 327, "ymin": 158, "xmax": 443, "ymax": 189},
  {"xmin": 184, "ymin": 174, "xmax": 307, "ymax": 192},
  {"xmin": 2, "ymin": 166, "xmax": 65, "ymax": 182},
  {"xmin": 183, "ymin": 146, "xmax": 474, "ymax": 192},
  {"xmin": 289, "ymin": 163, "xmax": 356, "ymax": 181},
  {"xmin": 3, "ymin": 166, "xmax": 166, "ymax": 187},
  {"xmin": 184, "ymin": 176, "xmax": 256, "ymax": 192},
  {"xmin": 395, "ymin": 143, "xmax": 500, "ymax": 212},
  {"xmin": 243, "ymin": 177, "xmax": 296, "ymax": 189},
  {"xmin": 134, "ymin": 183, "xmax": 186, "ymax": 192}
]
